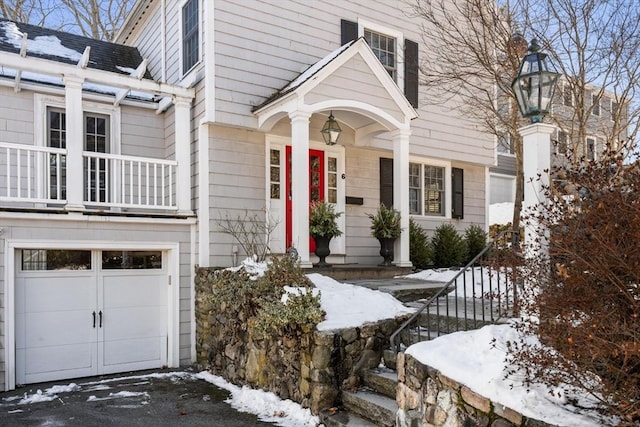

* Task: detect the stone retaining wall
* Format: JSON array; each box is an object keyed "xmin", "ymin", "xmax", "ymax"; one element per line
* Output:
[
  {"xmin": 396, "ymin": 352, "xmax": 554, "ymax": 427},
  {"xmin": 195, "ymin": 267, "xmax": 410, "ymax": 414}
]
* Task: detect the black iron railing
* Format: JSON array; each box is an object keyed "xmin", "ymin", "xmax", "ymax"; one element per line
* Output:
[{"xmin": 390, "ymin": 229, "xmax": 521, "ymax": 353}]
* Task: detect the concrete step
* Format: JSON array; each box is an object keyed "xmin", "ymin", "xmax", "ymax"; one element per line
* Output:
[
  {"xmin": 349, "ymin": 278, "xmax": 445, "ymax": 302},
  {"xmin": 362, "ymin": 368, "xmax": 398, "ymax": 399},
  {"xmin": 319, "ymin": 409, "xmax": 377, "ymax": 426},
  {"xmin": 342, "ymin": 389, "xmax": 398, "ymax": 427}
]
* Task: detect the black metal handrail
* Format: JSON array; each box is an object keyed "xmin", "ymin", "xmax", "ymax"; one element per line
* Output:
[{"xmin": 390, "ymin": 229, "xmax": 520, "ymax": 353}]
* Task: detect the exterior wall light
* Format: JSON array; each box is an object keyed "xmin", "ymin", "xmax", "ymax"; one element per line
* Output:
[{"xmin": 321, "ymin": 111, "xmax": 342, "ymax": 145}]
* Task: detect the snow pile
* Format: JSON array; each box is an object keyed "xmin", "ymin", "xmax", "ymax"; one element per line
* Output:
[
  {"xmin": 406, "ymin": 324, "xmax": 608, "ymax": 426},
  {"xmin": 307, "ymin": 273, "xmax": 414, "ymax": 331},
  {"xmin": 196, "ymin": 371, "xmax": 319, "ymax": 427},
  {"xmin": 490, "ymin": 202, "xmax": 515, "ymax": 225}
]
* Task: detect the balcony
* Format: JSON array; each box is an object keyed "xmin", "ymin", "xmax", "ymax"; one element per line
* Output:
[{"xmin": 0, "ymin": 142, "xmax": 181, "ymax": 213}]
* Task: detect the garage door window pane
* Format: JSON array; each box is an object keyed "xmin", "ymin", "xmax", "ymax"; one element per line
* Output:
[
  {"xmin": 21, "ymin": 249, "xmax": 91, "ymax": 270},
  {"xmin": 102, "ymin": 251, "xmax": 162, "ymax": 269}
]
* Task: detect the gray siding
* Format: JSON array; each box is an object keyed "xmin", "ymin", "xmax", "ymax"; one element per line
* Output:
[
  {"xmin": 213, "ymin": 0, "xmax": 494, "ymax": 166},
  {"xmin": 0, "ymin": 87, "xmax": 34, "ymax": 145},
  {"xmin": 207, "ymin": 125, "xmax": 266, "ymax": 266},
  {"xmin": 490, "ymin": 154, "xmax": 517, "ymax": 177}
]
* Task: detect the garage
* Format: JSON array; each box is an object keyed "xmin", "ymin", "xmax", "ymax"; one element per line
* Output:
[{"xmin": 15, "ymin": 249, "xmax": 168, "ymax": 385}]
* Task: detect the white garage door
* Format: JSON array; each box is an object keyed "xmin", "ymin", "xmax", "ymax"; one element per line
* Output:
[{"xmin": 15, "ymin": 249, "xmax": 168, "ymax": 385}]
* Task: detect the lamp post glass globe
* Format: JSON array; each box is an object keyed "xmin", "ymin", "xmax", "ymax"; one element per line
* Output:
[{"xmin": 511, "ymin": 39, "xmax": 560, "ymax": 123}]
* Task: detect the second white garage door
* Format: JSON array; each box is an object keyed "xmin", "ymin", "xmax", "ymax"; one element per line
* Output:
[{"xmin": 15, "ymin": 249, "xmax": 168, "ymax": 385}]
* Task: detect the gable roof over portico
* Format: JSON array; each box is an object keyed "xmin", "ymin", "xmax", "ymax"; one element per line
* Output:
[{"xmin": 254, "ymin": 37, "xmax": 417, "ymax": 137}]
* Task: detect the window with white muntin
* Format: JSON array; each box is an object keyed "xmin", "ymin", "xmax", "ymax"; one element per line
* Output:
[
  {"xmin": 181, "ymin": 0, "xmax": 200, "ymax": 75},
  {"xmin": 358, "ymin": 20, "xmax": 404, "ymax": 88},
  {"xmin": 35, "ymin": 95, "xmax": 120, "ymax": 202},
  {"xmin": 409, "ymin": 161, "xmax": 449, "ymax": 217}
]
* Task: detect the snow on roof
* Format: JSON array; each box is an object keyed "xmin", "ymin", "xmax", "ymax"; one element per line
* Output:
[{"xmin": 0, "ymin": 21, "xmax": 84, "ymax": 62}]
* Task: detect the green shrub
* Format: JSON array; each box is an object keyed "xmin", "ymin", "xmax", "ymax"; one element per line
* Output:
[
  {"xmin": 464, "ymin": 224, "xmax": 487, "ymax": 264},
  {"xmin": 254, "ymin": 287, "xmax": 324, "ymax": 336},
  {"xmin": 409, "ymin": 218, "xmax": 432, "ymax": 269},
  {"xmin": 201, "ymin": 256, "xmax": 324, "ymax": 340},
  {"xmin": 430, "ymin": 223, "xmax": 467, "ymax": 268}
]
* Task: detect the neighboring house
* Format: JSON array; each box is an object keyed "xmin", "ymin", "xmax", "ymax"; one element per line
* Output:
[
  {"xmin": 0, "ymin": 0, "xmax": 495, "ymax": 390},
  {"xmin": 489, "ymin": 80, "xmax": 628, "ymax": 204}
]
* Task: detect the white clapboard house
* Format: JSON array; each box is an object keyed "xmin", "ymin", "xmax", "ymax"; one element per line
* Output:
[{"xmin": 0, "ymin": 0, "xmax": 495, "ymax": 390}]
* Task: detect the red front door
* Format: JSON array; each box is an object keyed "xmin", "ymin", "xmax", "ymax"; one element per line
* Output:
[{"xmin": 285, "ymin": 147, "xmax": 325, "ymax": 252}]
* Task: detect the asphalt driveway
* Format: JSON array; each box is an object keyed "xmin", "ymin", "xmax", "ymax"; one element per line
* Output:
[{"xmin": 0, "ymin": 369, "xmax": 274, "ymax": 426}]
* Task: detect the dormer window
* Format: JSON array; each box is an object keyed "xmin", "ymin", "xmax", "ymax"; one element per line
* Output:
[{"xmin": 182, "ymin": 0, "xmax": 199, "ymax": 74}]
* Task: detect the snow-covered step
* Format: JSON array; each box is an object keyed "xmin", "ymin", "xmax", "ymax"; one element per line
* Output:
[
  {"xmin": 362, "ymin": 368, "xmax": 397, "ymax": 399},
  {"xmin": 319, "ymin": 409, "xmax": 376, "ymax": 426},
  {"xmin": 342, "ymin": 389, "xmax": 397, "ymax": 427}
]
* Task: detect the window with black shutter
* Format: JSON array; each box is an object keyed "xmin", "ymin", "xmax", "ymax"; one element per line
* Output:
[
  {"xmin": 380, "ymin": 157, "xmax": 394, "ymax": 208},
  {"xmin": 404, "ymin": 39, "xmax": 419, "ymax": 108},
  {"xmin": 451, "ymin": 167, "xmax": 464, "ymax": 219}
]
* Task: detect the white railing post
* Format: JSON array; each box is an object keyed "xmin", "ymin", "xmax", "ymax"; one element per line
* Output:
[
  {"xmin": 173, "ymin": 96, "xmax": 193, "ymax": 215},
  {"xmin": 64, "ymin": 75, "xmax": 85, "ymax": 211}
]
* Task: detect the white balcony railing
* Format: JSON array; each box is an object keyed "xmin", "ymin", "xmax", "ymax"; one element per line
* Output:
[
  {"xmin": 0, "ymin": 142, "xmax": 178, "ymax": 211},
  {"xmin": 83, "ymin": 151, "xmax": 177, "ymax": 210}
]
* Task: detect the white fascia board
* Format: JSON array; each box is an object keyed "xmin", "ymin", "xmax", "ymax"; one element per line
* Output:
[{"xmin": 0, "ymin": 50, "xmax": 194, "ymax": 99}]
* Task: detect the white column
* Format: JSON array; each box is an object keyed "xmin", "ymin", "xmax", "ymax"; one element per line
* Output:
[
  {"xmin": 519, "ymin": 123, "xmax": 555, "ymax": 255},
  {"xmin": 289, "ymin": 111, "xmax": 312, "ymax": 268},
  {"xmin": 63, "ymin": 75, "xmax": 85, "ymax": 211},
  {"xmin": 392, "ymin": 128, "xmax": 412, "ymax": 267},
  {"xmin": 173, "ymin": 96, "xmax": 193, "ymax": 215}
]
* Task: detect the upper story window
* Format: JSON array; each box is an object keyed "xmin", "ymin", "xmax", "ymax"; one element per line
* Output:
[
  {"xmin": 341, "ymin": 19, "xmax": 418, "ymax": 108},
  {"xmin": 563, "ymin": 83, "xmax": 573, "ymax": 107},
  {"xmin": 556, "ymin": 130, "xmax": 568, "ymax": 155},
  {"xmin": 591, "ymin": 93, "xmax": 600, "ymax": 116},
  {"xmin": 364, "ymin": 29, "xmax": 397, "ymax": 81},
  {"xmin": 611, "ymin": 100, "xmax": 619, "ymax": 121},
  {"xmin": 497, "ymin": 132, "xmax": 514, "ymax": 155},
  {"xmin": 182, "ymin": 0, "xmax": 199, "ymax": 74}
]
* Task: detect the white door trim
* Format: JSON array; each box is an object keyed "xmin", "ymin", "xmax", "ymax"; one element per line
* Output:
[{"xmin": 4, "ymin": 240, "xmax": 180, "ymax": 390}]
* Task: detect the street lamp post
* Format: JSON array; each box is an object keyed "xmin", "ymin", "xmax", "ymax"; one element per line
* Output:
[{"xmin": 511, "ymin": 39, "xmax": 560, "ymax": 255}]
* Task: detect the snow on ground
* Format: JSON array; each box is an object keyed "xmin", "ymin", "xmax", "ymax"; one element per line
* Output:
[
  {"xmin": 307, "ymin": 273, "xmax": 414, "ymax": 331},
  {"xmin": 4, "ymin": 259, "xmax": 609, "ymax": 426},
  {"xmin": 490, "ymin": 202, "xmax": 515, "ymax": 225},
  {"xmin": 406, "ymin": 323, "xmax": 610, "ymax": 426},
  {"xmin": 196, "ymin": 371, "xmax": 319, "ymax": 427}
]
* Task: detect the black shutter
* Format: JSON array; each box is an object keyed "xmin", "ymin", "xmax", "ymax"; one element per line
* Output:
[
  {"xmin": 404, "ymin": 39, "xmax": 419, "ymax": 108},
  {"xmin": 380, "ymin": 158, "xmax": 394, "ymax": 208},
  {"xmin": 452, "ymin": 167, "xmax": 464, "ymax": 219},
  {"xmin": 341, "ymin": 19, "xmax": 358, "ymax": 45}
]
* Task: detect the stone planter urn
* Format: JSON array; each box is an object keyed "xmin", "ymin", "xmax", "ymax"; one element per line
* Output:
[
  {"xmin": 313, "ymin": 236, "xmax": 332, "ymax": 267},
  {"xmin": 378, "ymin": 237, "xmax": 396, "ymax": 266},
  {"xmin": 309, "ymin": 200, "xmax": 343, "ymax": 268},
  {"xmin": 367, "ymin": 204, "xmax": 402, "ymax": 267}
]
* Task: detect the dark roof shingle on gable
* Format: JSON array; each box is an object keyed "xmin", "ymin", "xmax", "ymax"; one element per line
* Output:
[{"xmin": 0, "ymin": 18, "xmax": 152, "ymax": 79}]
